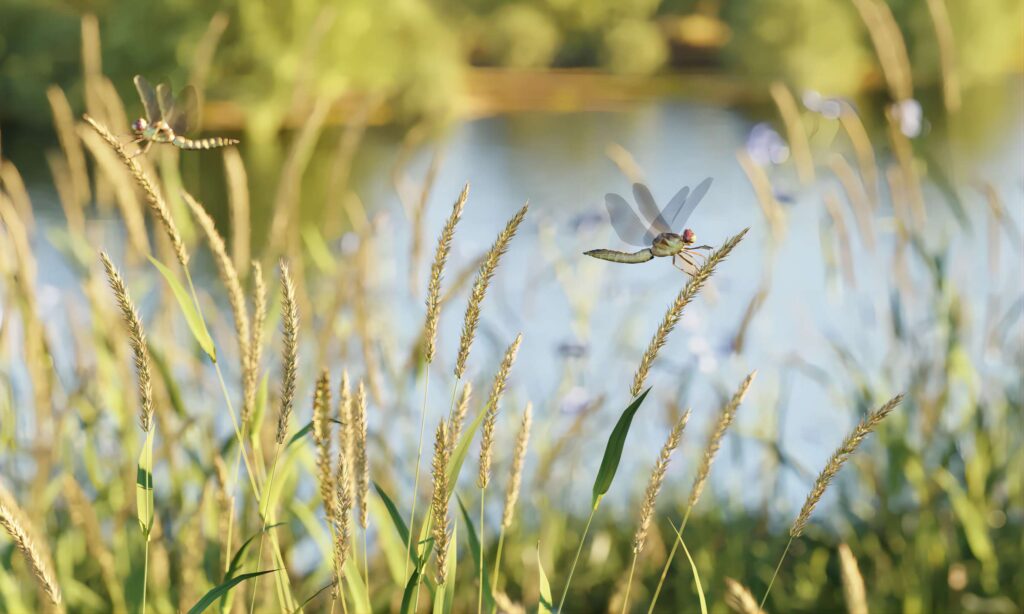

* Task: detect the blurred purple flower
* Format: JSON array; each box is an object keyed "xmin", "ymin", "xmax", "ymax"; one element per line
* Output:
[
  {"xmin": 889, "ymin": 98, "xmax": 923, "ymax": 138},
  {"xmin": 746, "ymin": 123, "xmax": 790, "ymax": 166},
  {"xmin": 556, "ymin": 338, "xmax": 588, "ymax": 359},
  {"xmin": 802, "ymin": 90, "xmax": 845, "ymax": 119},
  {"xmin": 560, "ymin": 385, "xmax": 592, "ymax": 415}
]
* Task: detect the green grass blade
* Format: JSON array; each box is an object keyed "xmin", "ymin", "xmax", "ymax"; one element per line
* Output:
[
  {"xmin": 442, "ymin": 520, "xmax": 457, "ymax": 614},
  {"xmin": 399, "ymin": 567, "xmax": 421, "ymax": 614},
  {"xmin": 456, "ymin": 494, "xmax": 493, "ymax": 611},
  {"xmin": 288, "ymin": 581, "xmax": 335, "ymax": 614},
  {"xmin": 374, "ymin": 481, "xmax": 412, "ymax": 558},
  {"xmin": 135, "ymin": 430, "xmax": 154, "ymax": 536},
  {"xmin": 591, "ymin": 388, "xmax": 651, "ymax": 506},
  {"xmin": 668, "ymin": 518, "xmax": 706, "ymax": 614},
  {"xmin": 344, "ymin": 556, "xmax": 371, "ymax": 613},
  {"xmin": 148, "ymin": 345, "xmax": 186, "ymax": 418},
  {"xmin": 148, "ymin": 255, "xmax": 216, "ymax": 361},
  {"xmin": 187, "ymin": 569, "xmax": 277, "ymax": 614},
  {"xmin": 537, "ymin": 543, "xmax": 553, "ymax": 614},
  {"xmin": 446, "ymin": 401, "xmax": 490, "ymax": 494},
  {"xmin": 286, "ymin": 420, "xmax": 314, "ymax": 449},
  {"xmin": 225, "ymin": 523, "xmax": 283, "ymax": 581}
]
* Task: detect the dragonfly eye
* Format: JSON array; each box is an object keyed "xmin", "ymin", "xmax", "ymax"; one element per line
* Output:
[
  {"xmin": 682, "ymin": 229, "xmax": 696, "ymax": 244},
  {"xmin": 132, "ymin": 118, "xmax": 147, "ymax": 133}
]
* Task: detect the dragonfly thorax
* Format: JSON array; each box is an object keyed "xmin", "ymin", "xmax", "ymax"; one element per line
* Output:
[{"xmin": 651, "ymin": 232, "xmax": 686, "ymax": 257}]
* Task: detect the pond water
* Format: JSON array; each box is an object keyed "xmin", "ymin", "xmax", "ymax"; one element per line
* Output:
[{"xmin": 10, "ymin": 77, "xmax": 1024, "ymax": 514}]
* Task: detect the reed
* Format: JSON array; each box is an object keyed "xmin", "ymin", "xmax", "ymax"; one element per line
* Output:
[
  {"xmin": 83, "ymin": 115, "xmax": 189, "ymax": 269},
  {"xmin": 631, "ymin": 228, "xmax": 749, "ymax": 397},
  {"xmin": 838, "ymin": 543, "xmax": 868, "ymax": 614},
  {"xmin": 478, "ymin": 333, "xmax": 522, "ymax": 613},
  {"xmin": 0, "ymin": 483, "xmax": 62, "ymax": 608},
  {"xmin": 649, "ymin": 371, "xmax": 756, "ymax": 612},
  {"xmin": 431, "ymin": 421, "xmax": 453, "ymax": 585},
  {"xmin": 99, "ymin": 252, "xmax": 154, "ymax": 433},
  {"xmin": 622, "ymin": 409, "xmax": 691, "ymax": 612},
  {"xmin": 760, "ymin": 394, "xmax": 903, "ymax": 610},
  {"xmin": 455, "ymin": 204, "xmax": 529, "ymax": 380},
  {"xmin": 491, "ymin": 402, "xmax": 532, "ymax": 605},
  {"xmin": 724, "ymin": 577, "xmax": 763, "ymax": 614}
]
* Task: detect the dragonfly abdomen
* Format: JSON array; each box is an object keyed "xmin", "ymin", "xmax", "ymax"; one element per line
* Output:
[{"xmin": 172, "ymin": 136, "xmax": 239, "ymax": 150}]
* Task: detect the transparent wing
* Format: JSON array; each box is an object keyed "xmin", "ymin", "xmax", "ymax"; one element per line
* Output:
[
  {"xmin": 605, "ymin": 192, "xmax": 656, "ymax": 247},
  {"xmin": 156, "ymin": 83, "xmax": 175, "ymax": 122},
  {"xmin": 670, "ymin": 177, "xmax": 713, "ymax": 229},
  {"xmin": 167, "ymin": 85, "xmax": 198, "ymax": 134},
  {"xmin": 133, "ymin": 75, "xmax": 161, "ymax": 122},
  {"xmin": 632, "ymin": 183, "xmax": 671, "ymax": 235}
]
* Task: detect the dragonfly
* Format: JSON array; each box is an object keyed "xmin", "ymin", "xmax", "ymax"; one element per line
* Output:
[
  {"xmin": 584, "ymin": 178, "xmax": 714, "ymax": 274},
  {"xmin": 129, "ymin": 75, "xmax": 239, "ymax": 156}
]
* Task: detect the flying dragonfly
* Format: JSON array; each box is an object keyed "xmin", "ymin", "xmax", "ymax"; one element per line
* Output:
[
  {"xmin": 584, "ymin": 178, "xmax": 714, "ymax": 274},
  {"xmin": 129, "ymin": 75, "xmax": 239, "ymax": 156}
]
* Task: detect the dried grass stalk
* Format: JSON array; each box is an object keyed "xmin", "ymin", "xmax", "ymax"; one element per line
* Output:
[
  {"xmin": 431, "ymin": 421, "xmax": 452, "ymax": 584},
  {"xmin": 223, "ymin": 148, "xmax": 251, "ymax": 273},
  {"xmin": 688, "ymin": 371, "xmax": 757, "ymax": 510},
  {"xmin": 634, "ymin": 409, "xmax": 691, "ymax": 554},
  {"xmin": 448, "ymin": 382, "xmax": 472, "ymax": 453},
  {"xmin": 501, "ymin": 403, "xmax": 532, "ymax": 529},
  {"xmin": 791, "ymin": 394, "xmax": 903, "ymax": 538},
  {"xmin": 276, "ymin": 260, "xmax": 299, "ymax": 444},
  {"xmin": 100, "ymin": 251, "xmax": 154, "ymax": 432},
  {"xmin": 183, "ymin": 191, "xmax": 253, "ymax": 408},
  {"xmin": 333, "ymin": 452, "xmax": 354, "ymax": 582},
  {"xmin": 424, "ymin": 183, "xmax": 469, "ymax": 364},
  {"xmin": 84, "ymin": 115, "xmax": 189, "ymax": 268},
  {"xmin": 724, "ymin": 577, "xmax": 764, "ymax": 614},
  {"xmin": 246, "ymin": 260, "xmax": 267, "ymax": 427},
  {"xmin": 631, "ymin": 228, "xmax": 749, "ymax": 397},
  {"xmin": 478, "ymin": 334, "xmax": 523, "ymax": 490},
  {"xmin": 0, "ymin": 482, "xmax": 62, "ymax": 606},
  {"xmin": 455, "ymin": 204, "xmax": 528, "ymax": 379},
  {"xmin": 838, "ymin": 543, "xmax": 868, "ymax": 614},
  {"xmin": 313, "ymin": 369, "xmax": 335, "ymax": 521},
  {"xmin": 354, "ymin": 381, "xmax": 369, "ymax": 529}
]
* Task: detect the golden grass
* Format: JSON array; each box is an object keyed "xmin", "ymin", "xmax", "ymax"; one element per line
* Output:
[
  {"xmin": 838, "ymin": 543, "xmax": 868, "ymax": 614},
  {"xmin": 478, "ymin": 333, "xmax": 523, "ymax": 490},
  {"xmin": 276, "ymin": 260, "xmax": 299, "ymax": 445},
  {"xmin": 424, "ymin": 183, "xmax": 469, "ymax": 364},
  {"xmin": 634, "ymin": 408, "xmax": 691, "ymax": 555},
  {"xmin": 100, "ymin": 251, "xmax": 154, "ymax": 433},
  {"xmin": 431, "ymin": 421, "xmax": 453, "ymax": 584},
  {"xmin": 501, "ymin": 402, "xmax": 533, "ymax": 530},
  {"xmin": 724, "ymin": 577, "xmax": 763, "ymax": 614},
  {"xmin": 631, "ymin": 229, "xmax": 749, "ymax": 397},
  {"xmin": 0, "ymin": 482, "xmax": 62, "ymax": 607},
  {"xmin": 313, "ymin": 369, "xmax": 336, "ymax": 521},
  {"xmin": 455, "ymin": 204, "xmax": 529, "ymax": 379}
]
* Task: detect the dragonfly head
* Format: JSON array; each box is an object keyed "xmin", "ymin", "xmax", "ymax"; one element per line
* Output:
[
  {"xmin": 682, "ymin": 228, "xmax": 696, "ymax": 245},
  {"xmin": 131, "ymin": 118, "xmax": 149, "ymax": 135}
]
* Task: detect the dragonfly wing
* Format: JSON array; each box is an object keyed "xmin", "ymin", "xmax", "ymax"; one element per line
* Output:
[
  {"xmin": 133, "ymin": 75, "xmax": 161, "ymax": 122},
  {"xmin": 605, "ymin": 192, "xmax": 656, "ymax": 247},
  {"xmin": 584, "ymin": 248, "xmax": 655, "ymax": 264},
  {"xmin": 156, "ymin": 83, "xmax": 175, "ymax": 122},
  {"xmin": 660, "ymin": 185, "xmax": 689, "ymax": 230},
  {"xmin": 670, "ymin": 177, "xmax": 713, "ymax": 228},
  {"xmin": 167, "ymin": 85, "xmax": 198, "ymax": 134},
  {"xmin": 632, "ymin": 183, "xmax": 671, "ymax": 234}
]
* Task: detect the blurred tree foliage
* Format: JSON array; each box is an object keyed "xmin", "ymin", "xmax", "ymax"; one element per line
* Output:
[{"xmin": 0, "ymin": 0, "xmax": 1021, "ymax": 128}]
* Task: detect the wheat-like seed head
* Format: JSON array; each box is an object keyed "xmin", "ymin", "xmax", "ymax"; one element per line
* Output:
[
  {"xmin": 333, "ymin": 450, "xmax": 353, "ymax": 581},
  {"xmin": 246, "ymin": 260, "xmax": 267, "ymax": 428},
  {"xmin": 313, "ymin": 369, "xmax": 335, "ymax": 522},
  {"xmin": 838, "ymin": 543, "xmax": 868, "ymax": 614},
  {"xmin": 790, "ymin": 393, "xmax": 902, "ymax": 538},
  {"xmin": 448, "ymin": 381, "xmax": 472, "ymax": 453},
  {"xmin": 501, "ymin": 402, "xmax": 532, "ymax": 529},
  {"xmin": 478, "ymin": 333, "xmax": 522, "ymax": 490},
  {"xmin": 454, "ymin": 203, "xmax": 528, "ymax": 379},
  {"xmin": 630, "ymin": 228, "xmax": 748, "ymax": 397},
  {"xmin": 724, "ymin": 577, "xmax": 764, "ymax": 614},
  {"xmin": 100, "ymin": 252, "xmax": 154, "ymax": 433},
  {"xmin": 0, "ymin": 483, "xmax": 62, "ymax": 606},
  {"xmin": 424, "ymin": 183, "xmax": 469, "ymax": 364},
  {"xmin": 688, "ymin": 371, "xmax": 757, "ymax": 511},
  {"xmin": 276, "ymin": 260, "xmax": 299, "ymax": 445},
  {"xmin": 84, "ymin": 115, "xmax": 189, "ymax": 268},
  {"xmin": 182, "ymin": 192, "xmax": 253, "ymax": 415},
  {"xmin": 634, "ymin": 408, "xmax": 691, "ymax": 554},
  {"xmin": 354, "ymin": 380, "xmax": 369, "ymax": 530},
  {"xmin": 431, "ymin": 421, "xmax": 452, "ymax": 584}
]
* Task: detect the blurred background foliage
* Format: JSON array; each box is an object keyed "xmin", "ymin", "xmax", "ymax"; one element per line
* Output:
[{"xmin": 2, "ymin": 0, "xmax": 1022, "ymax": 131}]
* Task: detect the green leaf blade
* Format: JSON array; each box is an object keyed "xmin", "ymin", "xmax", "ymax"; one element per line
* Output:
[
  {"xmin": 592, "ymin": 388, "xmax": 652, "ymax": 506},
  {"xmin": 187, "ymin": 569, "xmax": 277, "ymax": 614},
  {"xmin": 148, "ymin": 255, "xmax": 216, "ymax": 361}
]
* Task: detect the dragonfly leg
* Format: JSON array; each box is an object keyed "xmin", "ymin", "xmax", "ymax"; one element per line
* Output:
[{"xmin": 130, "ymin": 141, "xmax": 152, "ymax": 158}]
